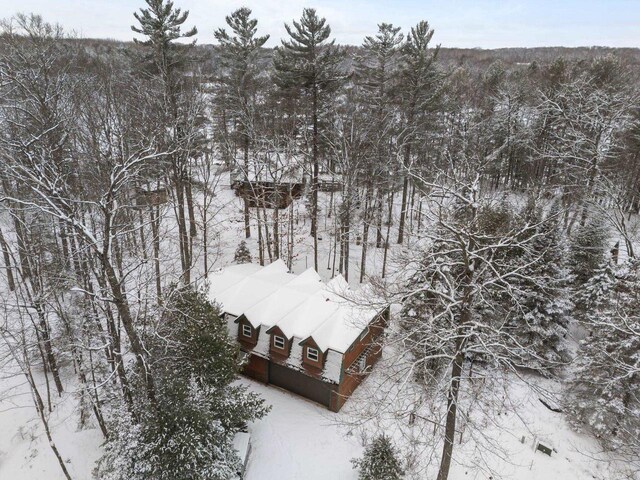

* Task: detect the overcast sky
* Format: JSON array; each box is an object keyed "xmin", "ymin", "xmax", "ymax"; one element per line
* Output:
[{"xmin": 2, "ymin": 0, "xmax": 639, "ymax": 48}]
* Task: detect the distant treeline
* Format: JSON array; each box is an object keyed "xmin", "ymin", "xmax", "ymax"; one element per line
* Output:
[{"xmin": 57, "ymin": 36, "xmax": 640, "ymax": 75}]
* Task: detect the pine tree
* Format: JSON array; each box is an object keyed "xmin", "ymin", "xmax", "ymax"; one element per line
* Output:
[
  {"xmin": 354, "ymin": 23, "xmax": 403, "ymax": 279},
  {"xmin": 396, "ymin": 20, "xmax": 441, "ymax": 244},
  {"xmin": 214, "ymin": 8, "xmax": 269, "ymax": 87},
  {"xmin": 132, "ymin": 0, "xmax": 200, "ymax": 285},
  {"xmin": 504, "ymin": 203, "xmax": 573, "ymax": 373},
  {"xmin": 352, "ymin": 435, "xmax": 403, "ymax": 480},
  {"xmin": 273, "ymin": 8, "xmax": 347, "ymax": 272},
  {"xmin": 234, "ymin": 240, "xmax": 252, "ymax": 264},
  {"xmin": 574, "ymin": 259, "xmax": 617, "ymax": 325},
  {"xmin": 96, "ymin": 286, "xmax": 270, "ymax": 480},
  {"xmin": 567, "ymin": 259, "xmax": 640, "ymax": 470},
  {"xmin": 132, "ymin": 0, "xmax": 197, "ymax": 104},
  {"xmin": 569, "ymin": 215, "xmax": 609, "ymax": 287},
  {"xmin": 214, "ymin": 7, "xmax": 269, "ymax": 239},
  {"xmin": 355, "ymin": 23, "xmax": 403, "ymax": 112}
]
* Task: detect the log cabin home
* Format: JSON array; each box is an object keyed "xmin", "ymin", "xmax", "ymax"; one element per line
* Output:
[
  {"xmin": 134, "ymin": 184, "xmax": 169, "ymax": 208},
  {"xmin": 231, "ymin": 179, "xmax": 304, "ymax": 209},
  {"xmin": 208, "ymin": 260, "xmax": 389, "ymax": 412},
  {"xmin": 230, "ymin": 156, "xmax": 305, "ymax": 209}
]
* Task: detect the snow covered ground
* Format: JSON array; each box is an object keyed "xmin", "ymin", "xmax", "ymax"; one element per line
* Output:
[
  {"xmin": 0, "ymin": 349, "xmax": 626, "ymax": 480},
  {"xmin": 0, "ymin": 170, "xmax": 636, "ymax": 479},
  {"xmin": 237, "ymin": 371, "xmax": 617, "ymax": 480},
  {"xmin": 0, "ymin": 367, "xmax": 103, "ymax": 479},
  {"xmin": 239, "ymin": 378, "xmax": 363, "ymax": 480},
  {"xmin": 0, "ymin": 370, "xmax": 618, "ymax": 480}
]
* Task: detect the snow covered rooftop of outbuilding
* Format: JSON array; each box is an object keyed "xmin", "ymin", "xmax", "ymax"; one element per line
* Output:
[{"xmin": 209, "ymin": 260, "xmax": 385, "ymax": 354}]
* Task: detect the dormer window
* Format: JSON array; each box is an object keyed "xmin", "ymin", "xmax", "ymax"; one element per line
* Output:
[
  {"xmin": 242, "ymin": 324, "xmax": 252, "ymax": 337},
  {"xmin": 306, "ymin": 347, "xmax": 319, "ymax": 362},
  {"xmin": 273, "ymin": 335, "xmax": 285, "ymax": 350}
]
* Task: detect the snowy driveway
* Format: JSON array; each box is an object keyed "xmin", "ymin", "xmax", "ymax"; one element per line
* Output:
[{"xmin": 240, "ymin": 378, "xmax": 362, "ymax": 480}]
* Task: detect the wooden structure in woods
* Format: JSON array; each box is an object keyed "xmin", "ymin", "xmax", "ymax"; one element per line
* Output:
[
  {"xmin": 134, "ymin": 184, "xmax": 169, "ymax": 208},
  {"xmin": 209, "ymin": 260, "xmax": 389, "ymax": 412},
  {"xmin": 317, "ymin": 173, "xmax": 343, "ymax": 192},
  {"xmin": 230, "ymin": 157, "xmax": 305, "ymax": 209},
  {"xmin": 231, "ymin": 177, "xmax": 304, "ymax": 209}
]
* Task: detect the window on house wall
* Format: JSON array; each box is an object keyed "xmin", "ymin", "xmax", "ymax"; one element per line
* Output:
[
  {"xmin": 242, "ymin": 324, "xmax": 252, "ymax": 338},
  {"xmin": 306, "ymin": 347, "xmax": 319, "ymax": 362},
  {"xmin": 273, "ymin": 335, "xmax": 285, "ymax": 350}
]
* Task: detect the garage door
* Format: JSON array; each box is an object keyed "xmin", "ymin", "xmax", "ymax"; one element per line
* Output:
[{"xmin": 269, "ymin": 363, "xmax": 331, "ymax": 408}]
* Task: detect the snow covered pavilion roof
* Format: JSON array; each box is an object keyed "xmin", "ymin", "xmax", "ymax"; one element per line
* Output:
[{"xmin": 208, "ymin": 259, "xmax": 384, "ymax": 354}]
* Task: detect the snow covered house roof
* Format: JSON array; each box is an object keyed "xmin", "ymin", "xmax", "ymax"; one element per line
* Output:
[{"xmin": 208, "ymin": 259, "xmax": 384, "ymax": 354}]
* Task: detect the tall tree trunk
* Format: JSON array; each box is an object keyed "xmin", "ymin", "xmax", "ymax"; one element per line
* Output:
[
  {"xmin": 287, "ymin": 202, "xmax": 294, "ymax": 270},
  {"xmin": 341, "ymin": 198, "xmax": 351, "ymax": 282},
  {"xmin": 23, "ymin": 359, "xmax": 73, "ymax": 480},
  {"xmin": 0, "ymin": 228, "xmax": 15, "ymax": 291},
  {"xmin": 173, "ymin": 175, "xmax": 191, "ymax": 284},
  {"xmin": 256, "ymin": 208, "xmax": 265, "ymax": 266},
  {"xmin": 311, "ymin": 86, "xmax": 319, "ymax": 272},
  {"xmin": 360, "ymin": 189, "xmax": 371, "ymax": 283},
  {"xmin": 397, "ymin": 138, "xmax": 412, "ymax": 244},
  {"xmin": 101, "ymin": 258, "xmax": 156, "ymax": 405},
  {"xmin": 202, "ymin": 203, "xmax": 209, "ymax": 278},
  {"xmin": 437, "ymin": 243, "xmax": 475, "ymax": 480},
  {"xmin": 408, "ymin": 182, "xmax": 416, "ymax": 235},
  {"xmin": 58, "ymin": 218, "xmax": 70, "ymax": 267},
  {"xmin": 11, "ymin": 209, "xmax": 32, "ymax": 279},
  {"xmin": 137, "ymin": 208, "xmax": 148, "ymax": 264},
  {"xmin": 243, "ymin": 131, "xmax": 252, "ymax": 238},
  {"xmin": 436, "ymin": 344, "xmax": 464, "ymax": 480},
  {"xmin": 149, "ymin": 204, "xmax": 162, "ymax": 304},
  {"xmin": 397, "ymin": 177, "xmax": 410, "ymax": 244},
  {"xmin": 382, "ymin": 191, "xmax": 394, "ymax": 278},
  {"xmin": 35, "ymin": 303, "xmax": 64, "ymax": 395},
  {"xmin": 263, "ymin": 206, "xmax": 273, "ymax": 263},
  {"xmin": 375, "ymin": 191, "xmax": 384, "ymax": 248},
  {"xmin": 273, "ymin": 207, "xmax": 280, "ymax": 260},
  {"xmin": 185, "ymin": 174, "xmax": 197, "ymax": 239},
  {"xmin": 244, "ymin": 201, "xmax": 252, "ymax": 239},
  {"xmin": 31, "ymin": 322, "xmax": 53, "ymax": 412}
]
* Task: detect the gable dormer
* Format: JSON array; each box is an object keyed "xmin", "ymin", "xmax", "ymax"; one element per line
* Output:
[
  {"xmin": 236, "ymin": 315, "xmax": 258, "ymax": 347},
  {"xmin": 300, "ymin": 337, "xmax": 324, "ymax": 370},
  {"xmin": 266, "ymin": 326, "xmax": 291, "ymax": 358}
]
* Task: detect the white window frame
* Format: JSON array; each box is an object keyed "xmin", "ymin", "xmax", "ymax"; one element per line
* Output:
[
  {"xmin": 273, "ymin": 335, "xmax": 286, "ymax": 350},
  {"xmin": 242, "ymin": 324, "xmax": 252, "ymax": 338},
  {"xmin": 306, "ymin": 347, "xmax": 319, "ymax": 362}
]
